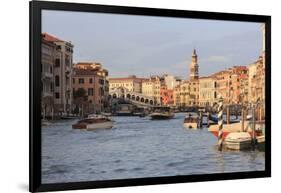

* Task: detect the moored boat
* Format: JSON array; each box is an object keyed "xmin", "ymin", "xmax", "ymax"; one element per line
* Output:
[
  {"xmin": 42, "ymin": 119, "xmax": 51, "ymax": 126},
  {"xmin": 183, "ymin": 113, "xmax": 198, "ymax": 129},
  {"xmin": 150, "ymin": 106, "xmax": 174, "ymax": 120},
  {"xmin": 208, "ymin": 121, "xmax": 249, "ymax": 140},
  {"xmin": 256, "ymin": 135, "xmax": 265, "ymax": 151},
  {"xmin": 224, "ymin": 132, "xmax": 252, "ymax": 150}
]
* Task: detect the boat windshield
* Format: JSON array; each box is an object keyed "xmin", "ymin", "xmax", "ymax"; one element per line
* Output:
[{"xmin": 152, "ymin": 107, "xmax": 171, "ymax": 112}]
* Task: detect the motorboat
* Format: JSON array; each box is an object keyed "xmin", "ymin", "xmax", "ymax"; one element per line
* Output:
[
  {"xmin": 224, "ymin": 132, "xmax": 252, "ymax": 150},
  {"xmin": 150, "ymin": 106, "xmax": 174, "ymax": 120},
  {"xmin": 256, "ymin": 135, "xmax": 265, "ymax": 151},
  {"xmin": 183, "ymin": 113, "xmax": 198, "ymax": 129},
  {"xmin": 72, "ymin": 114, "xmax": 113, "ymax": 130}
]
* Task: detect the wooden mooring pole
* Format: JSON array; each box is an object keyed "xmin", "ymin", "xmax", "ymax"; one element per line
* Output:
[
  {"xmin": 252, "ymin": 103, "xmax": 256, "ymax": 149},
  {"xmin": 206, "ymin": 111, "xmax": 210, "ymax": 127},
  {"xmin": 217, "ymin": 96, "xmax": 224, "ymax": 151},
  {"xmin": 226, "ymin": 105, "xmax": 230, "ymax": 124}
]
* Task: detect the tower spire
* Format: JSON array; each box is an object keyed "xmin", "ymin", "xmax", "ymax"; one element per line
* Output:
[
  {"xmin": 193, "ymin": 48, "xmax": 197, "ymax": 56},
  {"xmin": 189, "ymin": 49, "xmax": 199, "ymax": 80}
]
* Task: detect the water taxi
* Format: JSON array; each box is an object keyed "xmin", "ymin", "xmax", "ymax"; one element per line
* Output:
[
  {"xmin": 72, "ymin": 114, "xmax": 113, "ymax": 130},
  {"xmin": 150, "ymin": 106, "xmax": 174, "ymax": 120}
]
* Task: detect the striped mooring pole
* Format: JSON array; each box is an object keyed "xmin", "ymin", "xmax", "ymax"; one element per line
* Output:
[{"xmin": 217, "ymin": 96, "xmax": 224, "ymax": 151}]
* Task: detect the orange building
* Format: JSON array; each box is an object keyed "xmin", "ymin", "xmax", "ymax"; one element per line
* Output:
[
  {"xmin": 72, "ymin": 62, "xmax": 109, "ymax": 114},
  {"xmin": 212, "ymin": 66, "xmax": 248, "ymax": 105},
  {"xmin": 160, "ymin": 86, "xmax": 174, "ymax": 106}
]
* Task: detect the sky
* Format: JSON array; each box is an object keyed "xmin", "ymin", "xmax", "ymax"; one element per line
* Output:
[{"xmin": 42, "ymin": 10, "xmax": 263, "ymax": 79}]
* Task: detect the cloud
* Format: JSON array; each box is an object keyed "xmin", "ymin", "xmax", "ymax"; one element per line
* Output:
[{"xmin": 201, "ymin": 55, "xmax": 230, "ymax": 63}]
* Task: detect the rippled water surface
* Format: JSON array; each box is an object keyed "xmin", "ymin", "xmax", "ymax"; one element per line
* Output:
[{"xmin": 42, "ymin": 113, "xmax": 265, "ymax": 183}]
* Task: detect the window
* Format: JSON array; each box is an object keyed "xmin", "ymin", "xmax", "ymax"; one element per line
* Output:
[
  {"xmin": 55, "ymin": 92, "xmax": 60, "ymax": 99},
  {"xmin": 72, "ymin": 78, "xmax": 75, "ymax": 84},
  {"xmin": 50, "ymin": 83, "xmax": 54, "ymax": 92},
  {"xmin": 89, "ymin": 78, "xmax": 93, "ymax": 83},
  {"xmin": 55, "ymin": 75, "xmax": 60, "ymax": 87},
  {"xmin": 79, "ymin": 78, "xmax": 84, "ymax": 84},
  {"xmin": 88, "ymin": 88, "xmax": 94, "ymax": 96},
  {"xmin": 55, "ymin": 59, "xmax": 60, "ymax": 67}
]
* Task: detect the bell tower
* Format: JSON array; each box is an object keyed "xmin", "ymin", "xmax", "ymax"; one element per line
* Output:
[{"xmin": 190, "ymin": 49, "xmax": 199, "ymax": 80}]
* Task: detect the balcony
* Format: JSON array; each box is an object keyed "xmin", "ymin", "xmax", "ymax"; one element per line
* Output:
[
  {"xmin": 65, "ymin": 66, "xmax": 71, "ymax": 73},
  {"xmin": 42, "ymin": 71, "xmax": 53, "ymax": 79},
  {"xmin": 42, "ymin": 91, "xmax": 53, "ymax": 98}
]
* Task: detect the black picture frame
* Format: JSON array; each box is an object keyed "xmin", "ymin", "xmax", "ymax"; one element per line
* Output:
[{"xmin": 30, "ymin": 1, "xmax": 271, "ymax": 192}]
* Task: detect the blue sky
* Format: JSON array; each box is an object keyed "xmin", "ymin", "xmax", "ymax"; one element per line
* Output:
[{"xmin": 42, "ymin": 10, "xmax": 263, "ymax": 79}]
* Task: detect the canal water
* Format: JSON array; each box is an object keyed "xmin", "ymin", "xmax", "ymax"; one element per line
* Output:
[{"xmin": 42, "ymin": 113, "xmax": 265, "ymax": 184}]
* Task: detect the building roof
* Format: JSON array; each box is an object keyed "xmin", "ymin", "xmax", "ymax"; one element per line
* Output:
[
  {"xmin": 109, "ymin": 76, "xmax": 146, "ymax": 82},
  {"xmin": 199, "ymin": 76, "xmax": 213, "ymax": 80},
  {"xmin": 42, "ymin": 33, "xmax": 64, "ymax": 42}
]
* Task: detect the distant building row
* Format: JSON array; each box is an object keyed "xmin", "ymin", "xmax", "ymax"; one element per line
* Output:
[{"xmin": 109, "ymin": 49, "xmax": 265, "ymax": 108}]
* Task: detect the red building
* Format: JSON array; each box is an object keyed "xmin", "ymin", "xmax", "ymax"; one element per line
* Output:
[{"xmin": 160, "ymin": 86, "xmax": 174, "ymax": 106}]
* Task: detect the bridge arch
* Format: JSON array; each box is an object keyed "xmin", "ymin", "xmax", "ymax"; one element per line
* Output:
[
  {"xmin": 126, "ymin": 94, "xmax": 131, "ymax": 99},
  {"xmin": 136, "ymin": 96, "xmax": 140, "ymax": 101},
  {"xmin": 140, "ymin": 97, "xmax": 144, "ymax": 102}
]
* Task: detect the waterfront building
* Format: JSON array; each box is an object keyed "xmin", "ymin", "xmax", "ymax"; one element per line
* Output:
[
  {"xmin": 72, "ymin": 62, "xmax": 109, "ymax": 113},
  {"xmin": 109, "ymin": 75, "xmax": 143, "ymax": 93},
  {"xmin": 41, "ymin": 37, "xmax": 55, "ymax": 119},
  {"xmin": 229, "ymin": 66, "xmax": 248, "ymax": 104},
  {"xmin": 179, "ymin": 81, "xmax": 191, "ymax": 107},
  {"xmin": 160, "ymin": 85, "xmax": 174, "ymax": 106},
  {"xmin": 189, "ymin": 79, "xmax": 199, "ymax": 106},
  {"xmin": 199, "ymin": 76, "xmax": 217, "ymax": 107},
  {"xmin": 212, "ymin": 66, "xmax": 248, "ymax": 105},
  {"xmin": 42, "ymin": 33, "xmax": 74, "ymax": 117},
  {"xmin": 248, "ymin": 62, "xmax": 257, "ymax": 103},
  {"xmin": 248, "ymin": 56, "xmax": 265, "ymax": 104},
  {"xmin": 173, "ymin": 85, "xmax": 181, "ymax": 107},
  {"xmin": 212, "ymin": 70, "xmax": 231, "ymax": 104},
  {"xmin": 142, "ymin": 76, "xmax": 162, "ymax": 105}
]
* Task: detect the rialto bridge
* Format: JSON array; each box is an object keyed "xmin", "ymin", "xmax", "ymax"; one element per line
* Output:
[{"xmin": 109, "ymin": 87, "xmax": 157, "ymax": 107}]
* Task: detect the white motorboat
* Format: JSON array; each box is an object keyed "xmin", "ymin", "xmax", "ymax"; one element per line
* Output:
[
  {"xmin": 183, "ymin": 113, "xmax": 198, "ymax": 129},
  {"xmin": 72, "ymin": 114, "xmax": 113, "ymax": 130},
  {"xmin": 224, "ymin": 132, "xmax": 252, "ymax": 150}
]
